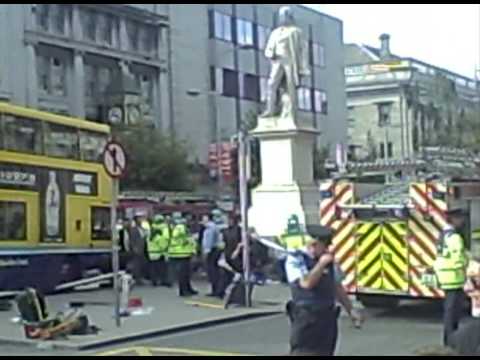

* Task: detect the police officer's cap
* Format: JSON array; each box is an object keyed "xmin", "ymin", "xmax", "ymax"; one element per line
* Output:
[{"xmin": 306, "ymin": 225, "xmax": 333, "ymax": 244}]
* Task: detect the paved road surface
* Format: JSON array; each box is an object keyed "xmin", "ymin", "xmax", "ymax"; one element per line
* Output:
[
  {"xmin": 93, "ymin": 299, "xmax": 447, "ymax": 356},
  {"xmin": 3, "ymin": 299, "xmax": 453, "ymax": 356}
]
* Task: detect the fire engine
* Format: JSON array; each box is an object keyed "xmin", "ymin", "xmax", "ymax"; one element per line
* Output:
[{"xmin": 320, "ymin": 152, "xmax": 480, "ymax": 308}]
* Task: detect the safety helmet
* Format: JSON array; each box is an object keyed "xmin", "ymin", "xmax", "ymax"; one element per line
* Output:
[{"xmin": 286, "ymin": 214, "xmax": 301, "ymax": 235}]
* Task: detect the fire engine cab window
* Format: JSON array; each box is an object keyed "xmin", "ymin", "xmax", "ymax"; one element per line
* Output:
[
  {"xmin": 0, "ymin": 201, "xmax": 26, "ymax": 241},
  {"xmin": 91, "ymin": 207, "xmax": 111, "ymax": 240}
]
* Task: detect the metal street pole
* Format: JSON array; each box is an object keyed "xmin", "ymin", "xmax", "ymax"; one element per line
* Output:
[
  {"xmin": 238, "ymin": 128, "xmax": 251, "ymax": 307},
  {"xmin": 111, "ymin": 179, "xmax": 121, "ymax": 327}
]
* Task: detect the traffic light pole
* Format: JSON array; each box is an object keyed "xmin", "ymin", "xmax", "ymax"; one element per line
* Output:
[{"xmin": 238, "ymin": 128, "xmax": 251, "ymax": 308}]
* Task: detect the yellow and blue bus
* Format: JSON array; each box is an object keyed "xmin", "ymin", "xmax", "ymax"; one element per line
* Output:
[{"xmin": 0, "ymin": 103, "xmax": 113, "ymax": 293}]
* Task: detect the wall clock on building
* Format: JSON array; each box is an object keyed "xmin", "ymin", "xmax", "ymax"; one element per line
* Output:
[{"xmin": 108, "ymin": 107, "xmax": 123, "ymax": 125}]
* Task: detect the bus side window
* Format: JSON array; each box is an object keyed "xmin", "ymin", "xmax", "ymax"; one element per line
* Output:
[
  {"xmin": 3, "ymin": 115, "xmax": 42, "ymax": 155},
  {"xmin": 91, "ymin": 207, "xmax": 111, "ymax": 240},
  {"xmin": 80, "ymin": 131, "xmax": 107, "ymax": 163},
  {"xmin": 44, "ymin": 123, "xmax": 79, "ymax": 160},
  {"xmin": 0, "ymin": 201, "xmax": 27, "ymax": 241}
]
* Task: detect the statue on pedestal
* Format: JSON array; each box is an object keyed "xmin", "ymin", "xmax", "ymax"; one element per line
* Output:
[{"xmin": 260, "ymin": 6, "xmax": 310, "ymax": 120}]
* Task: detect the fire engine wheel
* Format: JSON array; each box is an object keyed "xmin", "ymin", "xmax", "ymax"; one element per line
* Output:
[{"xmin": 357, "ymin": 295, "xmax": 400, "ymax": 309}]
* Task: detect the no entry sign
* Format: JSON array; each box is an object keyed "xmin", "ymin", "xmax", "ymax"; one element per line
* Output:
[{"xmin": 103, "ymin": 141, "xmax": 127, "ymax": 178}]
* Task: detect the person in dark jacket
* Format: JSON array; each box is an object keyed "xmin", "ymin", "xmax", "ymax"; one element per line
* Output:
[
  {"xmin": 128, "ymin": 214, "xmax": 148, "ymax": 285},
  {"xmin": 219, "ymin": 215, "xmax": 243, "ymax": 294}
]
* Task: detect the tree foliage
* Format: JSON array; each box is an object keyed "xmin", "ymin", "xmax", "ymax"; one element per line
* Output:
[
  {"xmin": 404, "ymin": 74, "xmax": 480, "ymax": 152},
  {"xmin": 112, "ymin": 122, "xmax": 193, "ymax": 192}
]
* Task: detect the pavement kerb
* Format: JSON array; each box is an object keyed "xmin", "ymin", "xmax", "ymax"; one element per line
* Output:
[{"xmin": 0, "ymin": 309, "xmax": 283, "ymax": 351}]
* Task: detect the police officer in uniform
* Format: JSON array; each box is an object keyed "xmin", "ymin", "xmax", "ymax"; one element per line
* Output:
[
  {"xmin": 169, "ymin": 212, "xmax": 198, "ymax": 297},
  {"xmin": 149, "ymin": 215, "xmax": 172, "ymax": 287},
  {"xmin": 285, "ymin": 224, "xmax": 363, "ymax": 356}
]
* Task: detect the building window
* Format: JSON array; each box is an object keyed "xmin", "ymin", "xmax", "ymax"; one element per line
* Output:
[
  {"xmin": 84, "ymin": 64, "xmax": 115, "ymax": 99},
  {"xmin": 51, "ymin": 4, "xmax": 66, "ymax": 34},
  {"xmin": 210, "ymin": 67, "xmax": 224, "ymax": 94},
  {"xmin": 0, "ymin": 202, "xmax": 27, "ymax": 241},
  {"xmin": 297, "ymin": 87, "xmax": 312, "ymax": 111},
  {"xmin": 312, "ymin": 43, "xmax": 325, "ymax": 67},
  {"xmin": 140, "ymin": 25, "xmax": 156, "ymax": 54},
  {"xmin": 37, "ymin": 55, "xmax": 50, "ymax": 94},
  {"xmin": 134, "ymin": 72, "xmax": 154, "ymax": 113},
  {"xmin": 36, "ymin": 55, "xmax": 67, "ymax": 97},
  {"xmin": 257, "ymin": 25, "xmax": 270, "ymax": 50},
  {"xmin": 314, "ymin": 90, "xmax": 328, "ymax": 114},
  {"xmin": 388, "ymin": 142, "xmax": 393, "ymax": 158},
  {"xmin": 127, "ymin": 20, "xmax": 140, "ymax": 52},
  {"xmin": 213, "ymin": 11, "xmax": 232, "ymax": 42},
  {"xmin": 259, "ymin": 77, "xmax": 268, "ymax": 103},
  {"xmin": 241, "ymin": 73, "xmax": 259, "ymax": 101},
  {"xmin": 223, "ymin": 69, "xmax": 239, "ymax": 97},
  {"xmin": 36, "ymin": 4, "xmax": 50, "ymax": 31},
  {"xmin": 83, "ymin": 9, "xmax": 97, "ymax": 42},
  {"xmin": 98, "ymin": 67, "xmax": 112, "ymax": 95},
  {"xmin": 380, "ymin": 143, "xmax": 385, "ymax": 159},
  {"xmin": 236, "ymin": 18, "xmax": 253, "ymax": 46},
  {"xmin": 84, "ymin": 64, "xmax": 96, "ymax": 98},
  {"xmin": 98, "ymin": 13, "xmax": 114, "ymax": 46},
  {"xmin": 51, "ymin": 57, "xmax": 66, "ymax": 97}
]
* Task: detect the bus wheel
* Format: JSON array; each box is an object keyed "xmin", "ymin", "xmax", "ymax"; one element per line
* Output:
[{"xmin": 357, "ymin": 295, "xmax": 400, "ymax": 309}]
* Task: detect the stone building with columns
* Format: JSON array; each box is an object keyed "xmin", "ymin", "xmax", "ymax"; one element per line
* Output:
[
  {"xmin": 0, "ymin": 4, "xmax": 169, "ymax": 129},
  {"xmin": 345, "ymin": 34, "xmax": 479, "ymax": 162}
]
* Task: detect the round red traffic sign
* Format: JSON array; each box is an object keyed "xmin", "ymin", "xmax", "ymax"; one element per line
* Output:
[{"xmin": 103, "ymin": 141, "xmax": 127, "ymax": 178}]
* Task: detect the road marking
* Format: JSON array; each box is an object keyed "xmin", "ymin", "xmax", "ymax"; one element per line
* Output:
[
  {"xmin": 96, "ymin": 347, "xmax": 139, "ymax": 356},
  {"xmin": 95, "ymin": 346, "xmax": 251, "ymax": 356},
  {"xmin": 184, "ymin": 300, "xmax": 225, "ymax": 309},
  {"xmin": 148, "ymin": 347, "xmax": 252, "ymax": 356},
  {"xmin": 135, "ymin": 347, "xmax": 153, "ymax": 356}
]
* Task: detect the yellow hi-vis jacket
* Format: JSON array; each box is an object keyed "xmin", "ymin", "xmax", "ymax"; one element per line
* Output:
[
  {"xmin": 168, "ymin": 224, "xmax": 196, "ymax": 259},
  {"xmin": 434, "ymin": 230, "xmax": 468, "ymax": 290},
  {"xmin": 279, "ymin": 233, "xmax": 311, "ymax": 251},
  {"xmin": 148, "ymin": 223, "xmax": 170, "ymax": 261}
]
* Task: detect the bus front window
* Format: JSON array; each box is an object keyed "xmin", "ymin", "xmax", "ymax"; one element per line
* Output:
[{"xmin": 80, "ymin": 131, "xmax": 107, "ymax": 163}]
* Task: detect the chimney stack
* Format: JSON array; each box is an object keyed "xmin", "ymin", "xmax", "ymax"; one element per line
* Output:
[{"xmin": 379, "ymin": 33, "xmax": 391, "ymax": 60}]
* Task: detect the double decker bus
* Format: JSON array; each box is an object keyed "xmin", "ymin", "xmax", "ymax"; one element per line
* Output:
[{"xmin": 0, "ymin": 103, "xmax": 112, "ymax": 293}]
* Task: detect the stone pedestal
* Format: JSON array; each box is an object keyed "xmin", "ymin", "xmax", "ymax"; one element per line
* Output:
[{"xmin": 248, "ymin": 115, "xmax": 321, "ymax": 237}]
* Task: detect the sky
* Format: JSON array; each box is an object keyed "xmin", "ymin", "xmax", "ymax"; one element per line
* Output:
[{"xmin": 304, "ymin": 4, "xmax": 480, "ymax": 79}]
